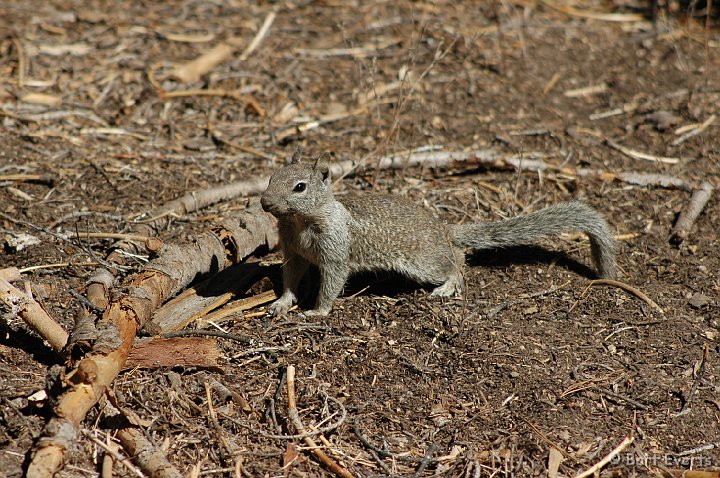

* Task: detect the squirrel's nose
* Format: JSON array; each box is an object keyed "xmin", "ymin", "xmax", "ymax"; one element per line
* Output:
[{"xmin": 260, "ymin": 194, "xmax": 271, "ymax": 211}]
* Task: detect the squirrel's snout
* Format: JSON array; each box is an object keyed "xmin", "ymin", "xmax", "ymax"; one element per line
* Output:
[
  {"xmin": 261, "ymin": 193, "xmax": 285, "ymax": 216},
  {"xmin": 260, "ymin": 194, "xmax": 271, "ymax": 211},
  {"xmin": 260, "ymin": 194, "xmax": 277, "ymax": 214}
]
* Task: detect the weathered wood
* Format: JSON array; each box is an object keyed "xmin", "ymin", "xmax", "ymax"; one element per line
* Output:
[{"xmin": 27, "ymin": 207, "xmax": 278, "ymax": 477}]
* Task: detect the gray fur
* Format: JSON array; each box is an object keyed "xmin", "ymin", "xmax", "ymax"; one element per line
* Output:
[{"xmin": 261, "ymin": 158, "xmax": 617, "ymax": 316}]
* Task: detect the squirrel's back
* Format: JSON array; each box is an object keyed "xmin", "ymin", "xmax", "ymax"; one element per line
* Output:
[{"xmin": 337, "ymin": 193, "xmax": 460, "ymax": 275}]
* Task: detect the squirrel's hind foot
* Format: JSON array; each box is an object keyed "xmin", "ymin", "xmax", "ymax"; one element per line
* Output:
[{"xmin": 430, "ymin": 275, "xmax": 465, "ymax": 297}]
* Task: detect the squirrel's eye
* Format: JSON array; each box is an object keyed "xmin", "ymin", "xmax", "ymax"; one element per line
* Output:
[{"xmin": 293, "ymin": 182, "xmax": 306, "ymax": 192}]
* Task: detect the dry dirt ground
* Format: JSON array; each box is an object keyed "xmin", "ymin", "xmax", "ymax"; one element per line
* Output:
[{"xmin": 1, "ymin": 1, "xmax": 719, "ymax": 477}]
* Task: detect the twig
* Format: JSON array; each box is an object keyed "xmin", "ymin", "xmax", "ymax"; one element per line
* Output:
[
  {"xmin": 18, "ymin": 263, "xmax": 100, "ymax": 273},
  {"xmin": 171, "ymin": 43, "xmax": 235, "ymax": 83},
  {"xmin": 676, "ymin": 441, "xmax": 720, "ymax": 457},
  {"xmin": 670, "ymin": 181, "xmax": 714, "ymax": 245},
  {"xmin": 159, "ymin": 89, "xmax": 264, "ymax": 115},
  {"xmin": 0, "ymin": 276, "xmax": 69, "ymax": 352},
  {"xmin": 671, "ymin": 114, "xmax": 716, "ymax": 146},
  {"xmin": 605, "ymin": 139, "xmax": 680, "ymax": 164},
  {"xmin": 286, "ymin": 365, "xmax": 355, "ymax": 478},
  {"xmin": 71, "ymin": 232, "xmax": 154, "ymax": 243},
  {"xmin": 519, "ymin": 416, "xmax": 576, "ymax": 463},
  {"xmin": 540, "ymin": 0, "xmax": 644, "ymax": 21},
  {"xmin": 81, "ymin": 430, "xmax": 145, "ymax": 478},
  {"xmin": 224, "ymin": 394, "xmax": 346, "ymax": 440},
  {"xmin": 411, "ymin": 444, "xmax": 437, "ymax": 477},
  {"xmin": 69, "ymin": 289, "xmax": 104, "ymax": 314},
  {"xmin": 13, "ymin": 37, "xmax": 26, "ymax": 87},
  {"xmin": 599, "ymin": 388, "xmax": 648, "ymax": 411},
  {"xmin": 588, "ymin": 279, "xmax": 664, "ymax": 315},
  {"xmin": 676, "ymin": 343, "xmax": 710, "ymax": 416},
  {"xmin": 204, "ymin": 382, "xmax": 235, "ymax": 457},
  {"xmin": 238, "ymin": 11, "xmax": 276, "ymax": 61},
  {"xmin": 573, "ymin": 434, "xmax": 634, "ymax": 478},
  {"xmin": 573, "ymin": 169, "xmax": 695, "ymax": 192},
  {"xmin": 0, "ymin": 173, "xmax": 55, "ymax": 185},
  {"xmin": 197, "ymin": 290, "xmax": 277, "ymax": 326}
]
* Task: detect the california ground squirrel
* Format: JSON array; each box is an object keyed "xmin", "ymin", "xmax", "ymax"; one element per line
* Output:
[{"xmin": 261, "ymin": 151, "xmax": 617, "ymax": 316}]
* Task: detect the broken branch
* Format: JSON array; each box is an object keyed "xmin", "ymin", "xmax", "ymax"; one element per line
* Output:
[{"xmin": 670, "ymin": 181, "xmax": 714, "ymax": 245}]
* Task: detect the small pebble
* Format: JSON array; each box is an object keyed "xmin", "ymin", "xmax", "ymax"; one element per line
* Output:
[{"xmin": 688, "ymin": 293, "xmax": 711, "ymax": 309}]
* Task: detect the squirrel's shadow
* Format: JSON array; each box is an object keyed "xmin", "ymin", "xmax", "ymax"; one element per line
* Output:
[
  {"xmin": 293, "ymin": 245, "xmax": 597, "ymax": 304},
  {"xmin": 466, "ymin": 245, "xmax": 597, "ymax": 278}
]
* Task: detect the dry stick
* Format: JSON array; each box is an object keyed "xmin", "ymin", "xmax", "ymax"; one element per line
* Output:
[
  {"xmin": 605, "ymin": 139, "xmax": 680, "ymax": 165},
  {"xmin": 26, "ymin": 209, "xmax": 278, "ymax": 477},
  {"xmin": 285, "ymin": 365, "xmax": 355, "ymax": 478},
  {"xmin": 82, "ymin": 430, "xmax": 145, "ymax": 478},
  {"xmin": 238, "ymin": 10, "xmax": 276, "ymax": 61},
  {"xmin": 197, "ymin": 289, "xmax": 277, "ymax": 326},
  {"xmin": 670, "ymin": 181, "xmax": 714, "ymax": 245},
  {"xmin": 589, "ymin": 279, "xmax": 664, "ymax": 315},
  {"xmin": 0, "ymin": 276, "xmax": 69, "ymax": 352},
  {"xmin": 72, "ymin": 232, "xmax": 155, "ymax": 243},
  {"xmin": 573, "ymin": 434, "xmax": 634, "ymax": 478},
  {"xmin": 518, "ymin": 415, "xmax": 576, "ymax": 463},
  {"xmin": 0, "ymin": 173, "xmax": 55, "ymax": 185},
  {"xmin": 115, "ymin": 427, "xmax": 183, "ymax": 478},
  {"xmin": 574, "ymin": 169, "xmax": 695, "ymax": 192},
  {"xmin": 18, "ymin": 262, "xmax": 101, "ymax": 274},
  {"xmin": 204, "ymin": 382, "xmax": 235, "ymax": 458},
  {"xmin": 677, "ymin": 343, "xmax": 710, "ymax": 416},
  {"xmin": 671, "ymin": 114, "xmax": 716, "ymax": 146},
  {"xmin": 13, "ymin": 36, "xmax": 25, "ymax": 87},
  {"xmin": 134, "ymin": 177, "xmax": 270, "ymax": 228},
  {"xmin": 411, "ymin": 444, "xmax": 438, "ymax": 478}
]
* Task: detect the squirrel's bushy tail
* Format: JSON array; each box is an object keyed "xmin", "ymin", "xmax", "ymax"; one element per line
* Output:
[{"xmin": 451, "ymin": 201, "xmax": 617, "ymax": 278}]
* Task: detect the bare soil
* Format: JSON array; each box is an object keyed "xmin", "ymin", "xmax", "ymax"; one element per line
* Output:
[{"xmin": 1, "ymin": 1, "xmax": 719, "ymax": 477}]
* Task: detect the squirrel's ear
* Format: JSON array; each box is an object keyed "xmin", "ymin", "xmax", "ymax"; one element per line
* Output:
[
  {"xmin": 290, "ymin": 145, "xmax": 302, "ymax": 164},
  {"xmin": 314, "ymin": 153, "xmax": 331, "ymax": 183}
]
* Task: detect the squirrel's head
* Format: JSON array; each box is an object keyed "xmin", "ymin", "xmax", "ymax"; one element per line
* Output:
[{"xmin": 261, "ymin": 147, "xmax": 333, "ymax": 218}]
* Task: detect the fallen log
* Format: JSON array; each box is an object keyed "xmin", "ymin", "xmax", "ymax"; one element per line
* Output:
[{"xmin": 26, "ymin": 207, "xmax": 277, "ymax": 477}]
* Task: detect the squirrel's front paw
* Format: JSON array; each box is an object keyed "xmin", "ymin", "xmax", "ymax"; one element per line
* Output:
[{"xmin": 267, "ymin": 299, "xmax": 291, "ymax": 316}]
